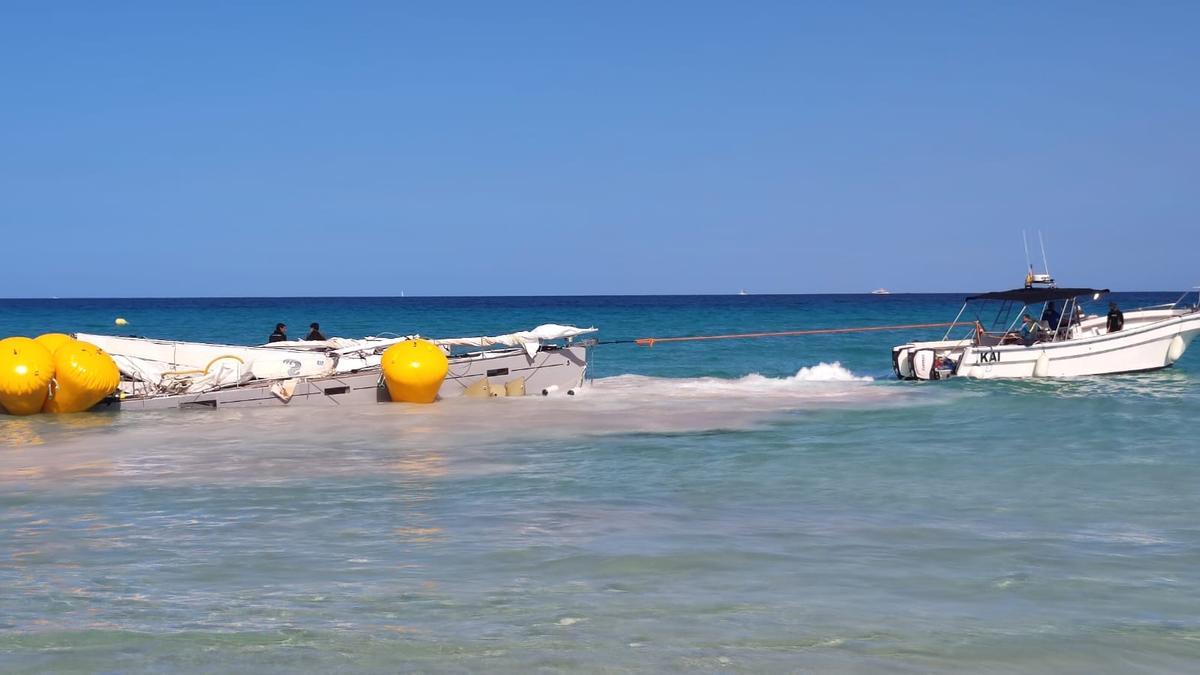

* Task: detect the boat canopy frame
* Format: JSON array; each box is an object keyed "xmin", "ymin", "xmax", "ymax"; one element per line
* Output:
[{"xmin": 941, "ymin": 288, "xmax": 1110, "ymax": 343}]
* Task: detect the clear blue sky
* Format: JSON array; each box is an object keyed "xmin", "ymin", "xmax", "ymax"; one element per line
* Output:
[{"xmin": 2, "ymin": 1, "xmax": 1197, "ymax": 296}]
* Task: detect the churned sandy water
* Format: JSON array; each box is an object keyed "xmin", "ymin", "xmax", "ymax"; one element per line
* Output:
[{"xmin": 3, "ymin": 294, "xmax": 1200, "ymax": 672}]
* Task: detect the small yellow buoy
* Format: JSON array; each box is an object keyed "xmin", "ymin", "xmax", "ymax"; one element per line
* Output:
[
  {"xmin": 0, "ymin": 337, "xmax": 55, "ymax": 415},
  {"xmin": 115, "ymin": 317, "xmax": 128, "ymax": 326},
  {"xmin": 380, "ymin": 339, "xmax": 449, "ymax": 404},
  {"xmin": 35, "ymin": 332, "xmax": 74, "ymax": 356},
  {"xmin": 43, "ymin": 341, "xmax": 121, "ymax": 414}
]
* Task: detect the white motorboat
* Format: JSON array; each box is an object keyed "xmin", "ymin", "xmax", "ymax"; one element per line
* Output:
[
  {"xmin": 81, "ymin": 325, "xmax": 596, "ymax": 410},
  {"xmin": 871, "ymin": 288, "xmax": 891, "ymax": 295},
  {"xmin": 892, "ymin": 285, "xmax": 1200, "ymax": 380}
]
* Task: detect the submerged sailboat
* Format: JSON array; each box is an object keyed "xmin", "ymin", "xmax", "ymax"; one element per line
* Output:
[{"xmin": 81, "ymin": 324, "xmax": 596, "ymax": 410}]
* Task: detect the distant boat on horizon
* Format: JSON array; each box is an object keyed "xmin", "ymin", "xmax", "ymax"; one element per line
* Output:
[
  {"xmin": 871, "ymin": 288, "xmax": 891, "ymax": 295},
  {"xmin": 737, "ymin": 289, "xmax": 750, "ymax": 296}
]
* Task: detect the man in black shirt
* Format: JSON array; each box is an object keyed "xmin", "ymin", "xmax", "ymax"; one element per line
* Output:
[
  {"xmin": 268, "ymin": 323, "xmax": 287, "ymax": 342},
  {"xmin": 1106, "ymin": 302, "xmax": 1124, "ymax": 333},
  {"xmin": 305, "ymin": 323, "xmax": 327, "ymax": 341},
  {"xmin": 1041, "ymin": 302, "xmax": 1061, "ymax": 331}
]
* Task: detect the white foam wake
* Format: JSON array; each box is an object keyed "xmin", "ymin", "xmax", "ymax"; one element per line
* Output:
[
  {"xmin": 586, "ymin": 361, "xmax": 872, "ymax": 400},
  {"xmin": 791, "ymin": 361, "xmax": 874, "ymax": 382}
]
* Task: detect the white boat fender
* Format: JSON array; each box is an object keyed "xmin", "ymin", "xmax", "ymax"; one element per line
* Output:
[
  {"xmin": 1167, "ymin": 335, "xmax": 1185, "ymax": 364},
  {"xmin": 1033, "ymin": 352, "xmax": 1049, "ymax": 377},
  {"xmin": 542, "ymin": 385, "xmax": 559, "ymax": 396}
]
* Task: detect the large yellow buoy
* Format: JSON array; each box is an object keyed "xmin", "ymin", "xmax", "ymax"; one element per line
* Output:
[
  {"xmin": 35, "ymin": 332, "xmax": 74, "ymax": 356},
  {"xmin": 380, "ymin": 339, "xmax": 449, "ymax": 404},
  {"xmin": 0, "ymin": 337, "xmax": 55, "ymax": 415},
  {"xmin": 43, "ymin": 340, "xmax": 120, "ymax": 414}
]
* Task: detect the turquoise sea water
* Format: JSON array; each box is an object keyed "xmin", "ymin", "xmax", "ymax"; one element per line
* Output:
[{"xmin": 3, "ymin": 294, "xmax": 1200, "ymax": 673}]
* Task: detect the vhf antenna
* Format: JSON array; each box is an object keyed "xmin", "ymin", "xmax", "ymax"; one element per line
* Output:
[
  {"xmin": 1038, "ymin": 230, "xmax": 1052, "ymax": 285},
  {"xmin": 1022, "ymin": 230, "xmax": 1032, "ymax": 273}
]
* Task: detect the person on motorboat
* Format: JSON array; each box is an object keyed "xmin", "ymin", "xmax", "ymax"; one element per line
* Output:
[
  {"xmin": 304, "ymin": 322, "xmax": 327, "ymax": 341},
  {"xmin": 1041, "ymin": 302, "xmax": 1061, "ymax": 331},
  {"xmin": 268, "ymin": 323, "xmax": 288, "ymax": 342},
  {"xmin": 1107, "ymin": 302, "xmax": 1125, "ymax": 333},
  {"xmin": 1020, "ymin": 314, "xmax": 1042, "ymax": 346}
]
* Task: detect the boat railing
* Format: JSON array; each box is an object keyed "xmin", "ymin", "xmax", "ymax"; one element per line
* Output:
[
  {"xmin": 1133, "ymin": 289, "xmax": 1200, "ymax": 312},
  {"xmin": 974, "ymin": 331, "xmax": 1009, "ymax": 347}
]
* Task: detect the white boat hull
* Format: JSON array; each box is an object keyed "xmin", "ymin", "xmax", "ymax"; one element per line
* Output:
[
  {"xmin": 893, "ymin": 309, "xmax": 1200, "ymax": 380},
  {"xmin": 96, "ymin": 345, "xmax": 589, "ymax": 411}
]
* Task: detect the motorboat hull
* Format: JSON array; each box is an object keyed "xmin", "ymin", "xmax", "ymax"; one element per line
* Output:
[{"xmin": 893, "ymin": 310, "xmax": 1200, "ymax": 380}]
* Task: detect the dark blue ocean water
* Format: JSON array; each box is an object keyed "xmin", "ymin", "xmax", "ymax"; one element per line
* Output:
[{"xmin": 3, "ymin": 294, "xmax": 1200, "ymax": 672}]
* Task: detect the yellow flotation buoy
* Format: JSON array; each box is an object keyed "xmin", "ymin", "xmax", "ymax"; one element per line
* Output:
[
  {"xmin": 380, "ymin": 339, "xmax": 449, "ymax": 404},
  {"xmin": 35, "ymin": 332, "xmax": 74, "ymax": 356},
  {"xmin": 0, "ymin": 337, "xmax": 55, "ymax": 415},
  {"xmin": 115, "ymin": 317, "xmax": 128, "ymax": 326},
  {"xmin": 43, "ymin": 340, "xmax": 120, "ymax": 414}
]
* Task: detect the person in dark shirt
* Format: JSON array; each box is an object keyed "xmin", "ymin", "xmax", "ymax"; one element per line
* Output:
[
  {"xmin": 1106, "ymin": 302, "xmax": 1124, "ymax": 333},
  {"xmin": 304, "ymin": 322, "xmax": 327, "ymax": 341},
  {"xmin": 1041, "ymin": 302, "xmax": 1061, "ymax": 331},
  {"xmin": 268, "ymin": 323, "xmax": 287, "ymax": 342}
]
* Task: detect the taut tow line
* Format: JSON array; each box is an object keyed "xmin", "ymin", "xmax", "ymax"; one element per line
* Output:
[{"xmin": 596, "ymin": 321, "xmax": 974, "ymax": 347}]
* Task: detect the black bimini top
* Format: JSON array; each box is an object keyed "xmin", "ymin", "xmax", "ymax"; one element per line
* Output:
[{"xmin": 966, "ymin": 287, "xmax": 1110, "ymax": 303}]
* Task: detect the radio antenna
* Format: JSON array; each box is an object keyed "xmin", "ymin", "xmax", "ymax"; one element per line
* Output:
[
  {"xmin": 1023, "ymin": 230, "xmax": 1032, "ymax": 272},
  {"xmin": 1038, "ymin": 230, "xmax": 1051, "ymax": 281}
]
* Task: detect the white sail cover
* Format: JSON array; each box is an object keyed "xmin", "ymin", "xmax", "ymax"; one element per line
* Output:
[
  {"xmin": 76, "ymin": 333, "xmax": 340, "ymax": 393},
  {"xmin": 278, "ymin": 324, "xmax": 598, "ymax": 359},
  {"xmin": 431, "ymin": 324, "xmax": 597, "ymax": 357}
]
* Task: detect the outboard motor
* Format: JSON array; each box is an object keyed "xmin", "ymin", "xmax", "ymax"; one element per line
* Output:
[
  {"xmin": 912, "ymin": 349, "xmax": 936, "ymax": 381},
  {"xmin": 892, "ymin": 347, "xmax": 914, "ymax": 379}
]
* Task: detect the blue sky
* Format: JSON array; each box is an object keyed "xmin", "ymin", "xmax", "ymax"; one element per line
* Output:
[{"xmin": 2, "ymin": 1, "xmax": 1197, "ymax": 296}]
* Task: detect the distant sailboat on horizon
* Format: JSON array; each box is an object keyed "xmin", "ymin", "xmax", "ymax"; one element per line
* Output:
[{"xmin": 737, "ymin": 289, "xmax": 749, "ymax": 296}]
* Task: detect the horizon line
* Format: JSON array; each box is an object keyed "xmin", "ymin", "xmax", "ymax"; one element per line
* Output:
[{"xmin": 1, "ymin": 290, "xmax": 1188, "ymax": 301}]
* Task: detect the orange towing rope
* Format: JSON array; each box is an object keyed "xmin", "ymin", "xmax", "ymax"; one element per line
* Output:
[{"xmin": 633, "ymin": 322, "xmax": 974, "ymax": 347}]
